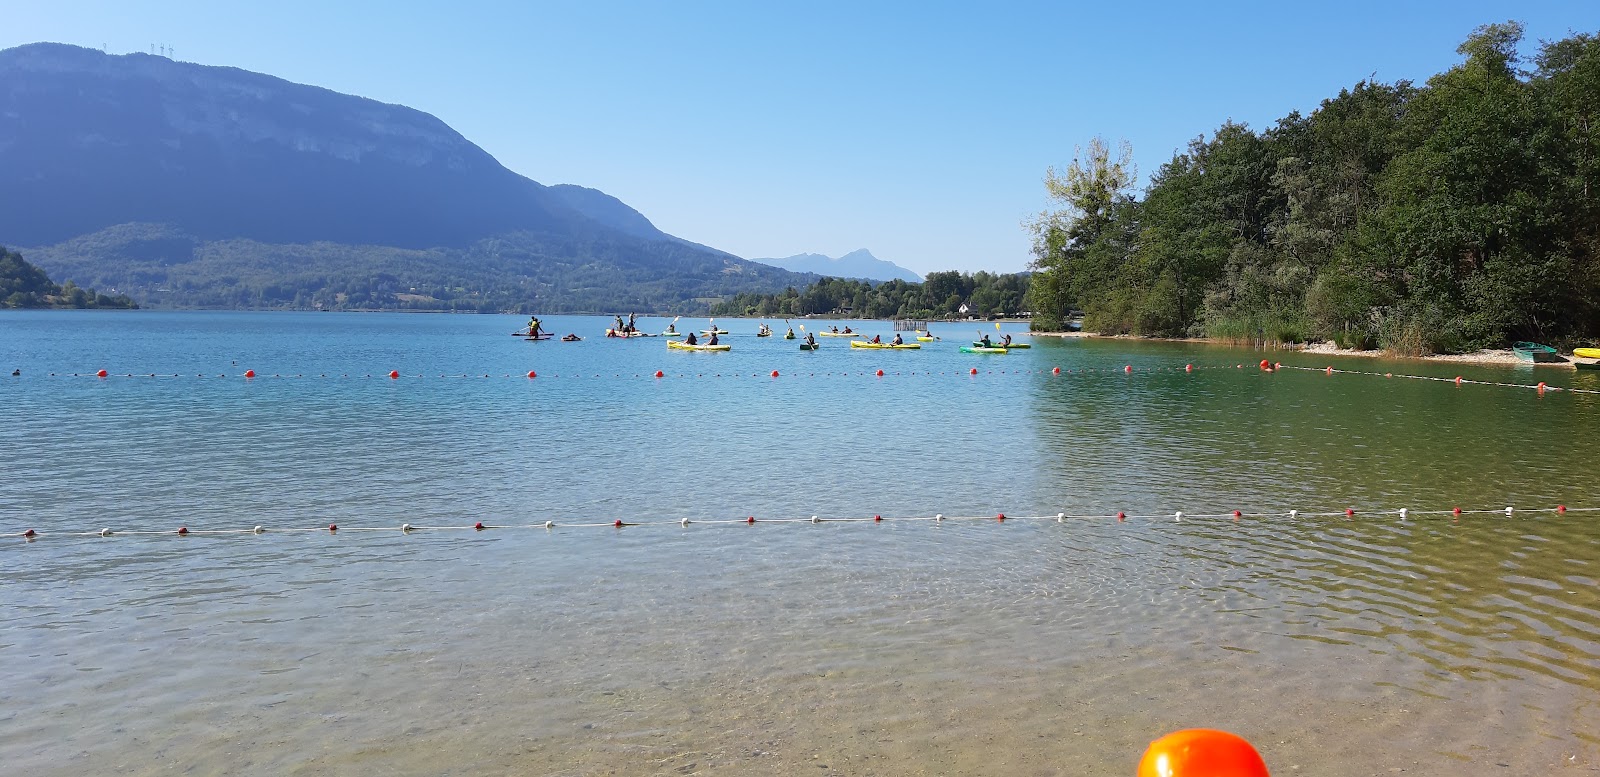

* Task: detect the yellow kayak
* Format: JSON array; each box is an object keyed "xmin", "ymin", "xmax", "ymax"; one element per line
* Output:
[
  {"xmin": 668, "ymin": 341, "xmax": 731, "ymax": 351},
  {"xmin": 850, "ymin": 341, "xmax": 921, "ymax": 349},
  {"xmin": 1575, "ymin": 347, "xmax": 1600, "ymax": 359},
  {"xmin": 817, "ymin": 331, "xmax": 860, "ymax": 337},
  {"xmin": 916, "ymin": 336, "xmax": 935, "ymax": 342}
]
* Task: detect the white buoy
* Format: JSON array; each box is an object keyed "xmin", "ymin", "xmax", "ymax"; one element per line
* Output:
[
  {"xmin": 1057, "ymin": 512, "xmax": 1066, "ymax": 523},
  {"xmin": 1506, "ymin": 506, "xmax": 1514, "ymax": 517},
  {"xmin": 1174, "ymin": 511, "xmax": 1183, "ymax": 522},
  {"xmin": 401, "ymin": 523, "xmax": 412, "ymax": 532},
  {"xmin": 1399, "ymin": 508, "xmax": 1408, "ymax": 521},
  {"xmin": 543, "ymin": 520, "xmax": 554, "ymax": 529},
  {"xmin": 811, "ymin": 515, "xmax": 820, "ymax": 523},
  {"xmin": 935, "ymin": 514, "xmax": 944, "ymax": 522},
  {"xmin": 252, "ymin": 525, "xmax": 264, "ymax": 534},
  {"xmin": 1289, "ymin": 509, "xmax": 1298, "ymax": 518},
  {"xmin": 99, "ymin": 528, "xmax": 112, "ymax": 537},
  {"xmin": 680, "ymin": 517, "xmax": 690, "ymax": 526}
]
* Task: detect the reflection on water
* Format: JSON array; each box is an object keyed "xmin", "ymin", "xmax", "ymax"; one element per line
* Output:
[{"xmin": 3, "ymin": 312, "xmax": 1600, "ymax": 775}]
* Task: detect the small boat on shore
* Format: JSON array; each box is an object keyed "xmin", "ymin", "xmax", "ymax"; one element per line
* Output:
[
  {"xmin": 1575, "ymin": 347, "xmax": 1600, "ymax": 359},
  {"xmin": 1576, "ymin": 360, "xmax": 1600, "ymax": 370},
  {"xmin": 1513, "ymin": 341, "xmax": 1560, "ymax": 363}
]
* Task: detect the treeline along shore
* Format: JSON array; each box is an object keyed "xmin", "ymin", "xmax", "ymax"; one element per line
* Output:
[
  {"xmin": 0, "ymin": 246, "xmax": 136, "ymax": 309},
  {"xmin": 1023, "ymin": 22, "xmax": 1600, "ymax": 356}
]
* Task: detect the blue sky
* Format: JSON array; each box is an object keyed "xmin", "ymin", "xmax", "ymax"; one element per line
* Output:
[{"xmin": 6, "ymin": 1, "xmax": 1600, "ymax": 275}]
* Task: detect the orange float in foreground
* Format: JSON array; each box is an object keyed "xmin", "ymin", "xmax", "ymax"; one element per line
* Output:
[{"xmin": 1137, "ymin": 729, "xmax": 1269, "ymax": 777}]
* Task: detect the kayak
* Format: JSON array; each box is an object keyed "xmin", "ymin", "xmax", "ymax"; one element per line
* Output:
[
  {"xmin": 784, "ymin": 333, "xmax": 796, "ymax": 339},
  {"xmin": 916, "ymin": 336, "xmax": 935, "ymax": 342},
  {"xmin": 850, "ymin": 341, "xmax": 921, "ymax": 349},
  {"xmin": 818, "ymin": 332, "xmax": 860, "ymax": 337},
  {"xmin": 1575, "ymin": 347, "xmax": 1600, "ymax": 359},
  {"xmin": 668, "ymin": 341, "xmax": 731, "ymax": 352},
  {"xmin": 960, "ymin": 346, "xmax": 1008, "ymax": 354},
  {"xmin": 523, "ymin": 334, "xmax": 553, "ymax": 341},
  {"xmin": 756, "ymin": 332, "xmax": 772, "ymax": 337},
  {"xmin": 561, "ymin": 335, "xmax": 582, "ymax": 342},
  {"xmin": 1577, "ymin": 360, "xmax": 1600, "ymax": 370},
  {"xmin": 973, "ymin": 341, "xmax": 1028, "ymax": 349},
  {"xmin": 800, "ymin": 343, "xmax": 819, "ymax": 351},
  {"xmin": 700, "ymin": 329, "xmax": 729, "ymax": 335},
  {"xmin": 663, "ymin": 332, "xmax": 683, "ymax": 337},
  {"xmin": 607, "ymin": 330, "xmax": 656, "ymax": 338}
]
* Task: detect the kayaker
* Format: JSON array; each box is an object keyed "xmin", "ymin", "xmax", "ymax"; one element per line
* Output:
[
  {"xmin": 708, "ymin": 332, "xmax": 720, "ymax": 346},
  {"xmin": 685, "ymin": 332, "xmax": 699, "ymax": 345},
  {"xmin": 805, "ymin": 332, "xmax": 816, "ymax": 347},
  {"xmin": 830, "ymin": 325, "xmax": 839, "ymax": 333},
  {"xmin": 844, "ymin": 326, "xmax": 854, "ymax": 334},
  {"xmin": 786, "ymin": 327, "xmax": 795, "ymax": 338},
  {"xmin": 1000, "ymin": 333, "xmax": 1012, "ymax": 347},
  {"xmin": 979, "ymin": 334, "xmax": 993, "ymax": 348},
  {"xmin": 891, "ymin": 333, "xmax": 903, "ymax": 346},
  {"xmin": 666, "ymin": 322, "xmax": 677, "ymax": 334},
  {"xmin": 871, "ymin": 334, "xmax": 882, "ymax": 344}
]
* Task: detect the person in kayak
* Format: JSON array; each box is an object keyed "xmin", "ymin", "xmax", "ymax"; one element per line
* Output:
[
  {"xmin": 666, "ymin": 322, "xmax": 677, "ymax": 334},
  {"xmin": 786, "ymin": 326, "xmax": 795, "ymax": 338},
  {"xmin": 979, "ymin": 333, "xmax": 993, "ymax": 348},
  {"xmin": 1000, "ymin": 333, "xmax": 1012, "ymax": 347},
  {"xmin": 891, "ymin": 333, "xmax": 903, "ymax": 346},
  {"xmin": 843, "ymin": 326, "xmax": 854, "ymax": 334},
  {"xmin": 708, "ymin": 332, "xmax": 720, "ymax": 346},
  {"xmin": 804, "ymin": 332, "xmax": 816, "ymax": 347},
  {"xmin": 685, "ymin": 332, "xmax": 698, "ymax": 345},
  {"xmin": 871, "ymin": 334, "xmax": 882, "ymax": 344},
  {"xmin": 829, "ymin": 325, "xmax": 839, "ymax": 333}
]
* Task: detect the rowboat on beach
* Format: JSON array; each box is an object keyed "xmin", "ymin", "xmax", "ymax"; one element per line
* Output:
[{"xmin": 1512, "ymin": 341, "xmax": 1560, "ymax": 362}]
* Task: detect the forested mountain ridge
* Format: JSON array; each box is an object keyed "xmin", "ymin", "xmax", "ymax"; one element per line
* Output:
[
  {"xmin": 0, "ymin": 43, "xmax": 812, "ymax": 311},
  {"xmin": 753, "ymin": 249, "xmax": 923, "ymax": 283},
  {"xmin": 1026, "ymin": 23, "xmax": 1600, "ymax": 353},
  {"xmin": 0, "ymin": 246, "xmax": 136, "ymax": 309}
]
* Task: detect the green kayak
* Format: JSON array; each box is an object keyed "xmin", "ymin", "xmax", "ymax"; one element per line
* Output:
[{"xmin": 961, "ymin": 346, "xmax": 1008, "ymax": 354}]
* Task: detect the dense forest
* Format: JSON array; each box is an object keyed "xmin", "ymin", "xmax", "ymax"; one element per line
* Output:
[
  {"xmin": 708, "ymin": 271, "xmax": 1029, "ymax": 319},
  {"xmin": 0, "ymin": 246, "xmax": 137, "ymax": 309},
  {"xmin": 1026, "ymin": 23, "xmax": 1600, "ymax": 354}
]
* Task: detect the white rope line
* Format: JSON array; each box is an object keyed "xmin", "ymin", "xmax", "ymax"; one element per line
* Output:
[
  {"xmin": 7, "ymin": 506, "xmax": 1595, "ymax": 541},
  {"xmin": 1276, "ymin": 364, "xmax": 1600, "ymax": 394}
]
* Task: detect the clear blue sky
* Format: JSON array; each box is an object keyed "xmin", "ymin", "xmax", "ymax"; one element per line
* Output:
[{"xmin": 7, "ymin": 1, "xmax": 1599, "ymax": 275}]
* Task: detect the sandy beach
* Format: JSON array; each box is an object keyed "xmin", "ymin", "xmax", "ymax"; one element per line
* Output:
[{"xmin": 1028, "ymin": 330, "xmax": 1589, "ymax": 368}]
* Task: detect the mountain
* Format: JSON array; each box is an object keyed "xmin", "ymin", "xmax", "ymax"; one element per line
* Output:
[
  {"xmin": 0, "ymin": 42, "xmax": 811, "ymax": 310},
  {"xmin": 753, "ymin": 249, "xmax": 922, "ymax": 283}
]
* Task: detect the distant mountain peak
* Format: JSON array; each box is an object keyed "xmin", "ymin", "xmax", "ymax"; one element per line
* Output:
[{"xmin": 752, "ymin": 249, "xmax": 921, "ymax": 283}]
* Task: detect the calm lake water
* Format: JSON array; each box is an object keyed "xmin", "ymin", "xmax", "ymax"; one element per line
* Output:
[{"xmin": 4, "ymin": 310, "xmax": 1600, "ymax": 776}]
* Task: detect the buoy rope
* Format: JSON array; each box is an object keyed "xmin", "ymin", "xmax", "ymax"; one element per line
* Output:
[
  {"xmin": 6, "ymin": 506, "xmax": 1592, "ymax": 541},
  {"xmin": 17, "ymin": 363, "xmax": 1598, "ymax": 393}
]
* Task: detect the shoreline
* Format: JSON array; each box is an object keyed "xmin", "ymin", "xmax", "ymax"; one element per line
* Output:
[{"xmin": 1027, "ymin": 331, "xmax": 1588, "ymax": 368}]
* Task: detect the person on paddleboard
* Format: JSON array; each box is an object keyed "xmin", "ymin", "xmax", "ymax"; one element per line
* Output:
[
  {"xmin": 627, "ymin": 312, "xmax": 637, "ymax": 333},
  {"xmin": 527, "ymin": 316, "xmax": 543, "ymax": 337}
]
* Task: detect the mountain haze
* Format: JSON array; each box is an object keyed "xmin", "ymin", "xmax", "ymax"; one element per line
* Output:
[
  {"xmin": 754, "ymin": 249, "xmax": 922, "ymax": 283},
  {"xmin": 0, "ymin": 43, "xmax": 810, "ymax": 310}
]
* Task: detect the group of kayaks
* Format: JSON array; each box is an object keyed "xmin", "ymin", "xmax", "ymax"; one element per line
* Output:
[{"xmin": 516, "ymin": 323, "xmax": 1032, "ymax": 354}]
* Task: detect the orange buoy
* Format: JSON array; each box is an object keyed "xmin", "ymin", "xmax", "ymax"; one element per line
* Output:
[
  {"xmin": 1326, "ymin": 366, "xmax": 1333, "ymax": 375},
  {"xmin": 1259, "ymin": 359, "xmax": 1270, "ymax": 369},
  {"xmin": 388, "ymin": 370, "xmax": 399, "ymax": 379},
  {"xmin": 1455, "ymin": 375, "xmax": 1463, "ymax": 385},
  {"xmin": 1137, "ymin": 729, "xmax": 1269, "ymax": 777}
]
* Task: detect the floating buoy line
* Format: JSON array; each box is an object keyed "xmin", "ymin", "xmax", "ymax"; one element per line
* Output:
[
  {"xmin": 6, "ymin": 506, "xmax": 1593, "ymax": 543},
  {"xmin": 9, "ymin": 362, "xmax": 1600, "ymax": 394}
]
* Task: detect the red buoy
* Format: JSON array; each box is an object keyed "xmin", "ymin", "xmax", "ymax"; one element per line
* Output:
[
  {"xmin": 1537, "ymin": 382, "xmax": 1547, "ymax": 394},
  {"xmin": 1559, "ymin": 505, "xmax": 1568, "ymax": 513},
  {"xmin": 970, "ymin": 368, "xmax": 978, "ymax": 375},
  {"xmin": 388, "ymin": 370, "xmax": 399, "ymax": 379},
  {"xmin": 612, "ymin": 519, "xmax": 623, "ymax": 528},
  {"xmin": 475, "ymin": 522, "xmax": 486, "ymax": 530},
  {"xmin": 1138, "ymin": 729, "xmax": 1269, "ymax": 777},
  {"xmin": 328, "ymin": 524, "xmax": 338, "ymax": 532},
  {"xmin": 997, "ymin": 513, "xmax": 1006, "ymax": 521},
  {"xmin": 1185, "ymin": 364, "xmax": 1193, "ymax": 373},
  {"xmin": 96, "ymin": 369, "xmax": 108, "ymax": 378},
  {"xmin": 527, "ymin": 370, "xmax": 537, "ymax": 378},
  {"xmin": 1453, "ymin": 507, "xmax": 1462, "ymax": 516},
  {"xmin": 876, "ymin": 369, "xmax": 885, "ymax": 377},
  {"xmin": 655, "ymin": 370, "xmax": 664, "ymax": 378},
  {"xmin": 1117, "ymin": 512, "xmax": 1126, "ymax": 522},
  {"xmin": 1326, "ymin": 366, "xmax": 1334, "ymax": 375},
  {"xmin": 874, "ymin": 514, "xmax": 882, "ymax": 522},
  {"xmin": 1260, "ymin": 359, "xmax": 1270, "ymax": 370},
  {"xmin": 1455, "ymin": 376, "xmax": 1463, "ymax": 385},
  {"xmin": 1052, "ymin": 366, "xmax": 1061, "ymax": 375},
  {"xmin": 746, "ymin": 516, "xmax": 756, "ymax": 524},
  {"xmin": 1232, "ymin": 510, "xmax": 1242, "ymax": 520},
  {"xmin": 1125, "ymin": 365, "xmax": 1133, "ymax": 374},
  {"xmin": 771, "ymin": 370, "xmax": 779, "ymax": 378},
  {"xmin": 177, "ymin": 526, "xmax": 188, "ymax": 535},
  {"xmin": 23, "ymin": 528, "xmax": 36, "ymax": 538},
  {"xmin": 244, "ymin": 370, "xmax": 256, "ymax": 378},
  {"xmin": 1345, "ymin": 508, "xmax": 1355, "ymax": 517}
]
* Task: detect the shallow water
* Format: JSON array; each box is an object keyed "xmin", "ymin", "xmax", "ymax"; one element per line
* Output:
[{"xmin": 3, "ymin": 311, "xmax": 1600, "ymax": 775}]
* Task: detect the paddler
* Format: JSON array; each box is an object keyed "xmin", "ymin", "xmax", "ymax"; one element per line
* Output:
[
  {"xmin": 627, "ymin": 312, "xmax": 637, "ymax": 333},
  {"xmin": 830, "ymin": 325, "xmax": 839, "ymax": 333},
  {"xmin": 871, "ymin": 334, "xmax": 882, "ymax": 344},
  {"xmin": 614, "ymin": 315, "xmax": 625, "ymax": 333},
  {"xmin": 804, "ymin": 332, "xmax": 816, "ymax": 348},
  {"xmin": 979, "ymin": 333, "xmax": 993, "ymax": 348},
  {"xmin": 786, "ymin": 326, "xmax": 795, "ymax": 338},
  {"xmin": 1000, "ymin": 333, "xmax": 1012, "ymax": 347},
  {"xmin": 891, "ymin": 332, "xmax": 903, "ymax": 346},
  {"xmin": 843, "ymin": 326, "xmax": 854, "ymax": 334},
  {"xmin": 708, "ymin": 332, "xmax": 720, "ymax": 346},
  {"xmin": 527, "ymin": 316, "xmax": 543, "ymax": 337},
  {"xmin": 666, "ymin": 322, "xmax": 677, "ymax": 334},
  {"xmin": 685, "ymin": 331, "xmax": 698, "ymax": 345}
]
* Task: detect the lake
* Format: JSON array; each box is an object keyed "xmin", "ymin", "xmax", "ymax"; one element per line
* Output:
[{"xmin": 3, "ymin": 310, "xmax": 1600, "ymax": 775}]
